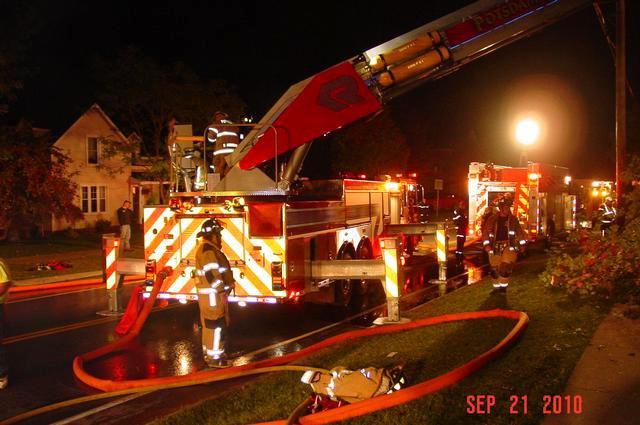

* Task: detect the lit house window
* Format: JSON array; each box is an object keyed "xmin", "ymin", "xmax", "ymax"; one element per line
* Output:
[
  {"xmin": 81, "ymin": 185, "xmax": 107, "ymax": 213},
  {"xmin": 87, "ymin": 137, "xmax": 99, "ymax": 164}
]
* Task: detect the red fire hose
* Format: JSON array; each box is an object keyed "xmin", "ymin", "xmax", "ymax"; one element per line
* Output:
[{"xmin": 71, "ymin": 268, "xmax": 528, "ymax": 424}]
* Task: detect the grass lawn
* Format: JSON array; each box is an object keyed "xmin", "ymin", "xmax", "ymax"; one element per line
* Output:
[
  {"xmin": 156, "ymin": 252, "xmax": 610, "ymax": 425},
  {"xmin": 1, "ymin": 229, "xmax": 144, "ymax": 281}
]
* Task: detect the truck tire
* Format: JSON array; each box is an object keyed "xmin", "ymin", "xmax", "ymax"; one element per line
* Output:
[
  {"xmin": 351, "ymin": 237, "xmax": 385, "ymax": 326},
  {"xmin": 334, "ymin": 242, "xmax": 356, "ymax": 307}
]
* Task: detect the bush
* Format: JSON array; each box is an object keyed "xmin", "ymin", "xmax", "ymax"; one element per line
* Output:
[
  {"xmin": 541, "ymin": 232, "xmax": 637, "ymax": 302},
  {"xmin": 541, "ymin": 155, "xmax": 640, "ymax": 304},
  {"xmin": 64, "ymin": 226, "xmax": 80, "ymax": 239},
  {"xmin": 95, "ymin": 219, "xmax": 112, "ymax": 234}
]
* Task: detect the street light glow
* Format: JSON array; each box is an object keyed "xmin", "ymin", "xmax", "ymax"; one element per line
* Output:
[{"xmin": 515, "ymin": 118, "xmax": 540, "ymax": 146}]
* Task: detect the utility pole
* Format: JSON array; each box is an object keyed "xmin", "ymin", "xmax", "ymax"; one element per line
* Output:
[{"xmin": 615, "ymin": 0, "xmax": 626, "ymax": 208}]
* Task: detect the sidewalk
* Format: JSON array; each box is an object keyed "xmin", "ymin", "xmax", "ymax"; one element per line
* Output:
[{"xmin": 544, "ymin": 304, "xmax": 640, "ymax": 425}]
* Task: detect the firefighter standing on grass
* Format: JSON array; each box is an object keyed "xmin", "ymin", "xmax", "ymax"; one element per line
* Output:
[
  {"xmin": 452, "ymin": 201, "xmax": 468, "ymax": 263},
  {"xmin": 195, "ymin": 219, "xmax": 235, "ymax": 365},
  {"xmin": 482, "ymin": 195, "xmax": 526, "ymax": 292},
  {"xmin": 598, "ymin": 196, "xmax": 616, "ymax": 237}
]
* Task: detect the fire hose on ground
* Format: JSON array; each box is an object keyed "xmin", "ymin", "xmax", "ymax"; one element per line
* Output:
[{"xmin": 4, "ymin": 267, "xmax": 529, "ymax": 424}]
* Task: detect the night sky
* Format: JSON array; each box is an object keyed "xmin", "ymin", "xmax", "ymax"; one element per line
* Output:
[{"xmin": 5, "ymin": 1, "xmax": 639, "ymax": 182}]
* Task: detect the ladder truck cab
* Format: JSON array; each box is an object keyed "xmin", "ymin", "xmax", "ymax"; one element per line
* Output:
[
  {"xmin": 143, "ymin": 0, "xmax": 591, "ymax": 310},
  {"xmin": 468, "ymin": 162, "xmax": 576, "ymax": 242}
]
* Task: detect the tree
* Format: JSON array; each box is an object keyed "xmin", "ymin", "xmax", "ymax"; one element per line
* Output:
[
  {"xmin": 93, "ymin": 47, "xmax": 246, "ymax": 157},
  {"xmin": 330, "ymin": 111, "xmax": 410, "ymax": 177},
  {"xmin": 0, "ymin": 121, "xmax": 82, "ymax": 240}
]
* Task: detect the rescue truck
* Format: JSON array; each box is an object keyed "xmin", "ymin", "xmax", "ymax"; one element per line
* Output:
[
  {"xmin": 143, "ymin": 0, "xmax": 591, "ymax": 315},
  {"xmin": 468, "ymin": 162, "xmax": 577, "ymax": 241}
]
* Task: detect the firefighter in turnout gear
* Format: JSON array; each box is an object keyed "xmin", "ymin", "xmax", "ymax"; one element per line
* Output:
[
  {"xmin": 195, "ymin": 219, "xmax": 235, "ymax": 365},
  {"xmin": 482, "ymin": 195, "xmax": 526, "ymax": 292},
  {"xmin": 452, "ymin": 201, "xmax": 468, "ymax": 263},
  {"xmin": 598, "ymin": 197, "xmax": 616, "ymax": 237},
  {"xmin": 205, "ymin": 111, "xmax": 239, "ymax": 178}
]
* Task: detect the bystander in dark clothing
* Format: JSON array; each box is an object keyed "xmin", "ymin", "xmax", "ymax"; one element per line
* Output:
[{"xmin": 117, "ymin": 201, "xmax": 135, "ymax": 251}]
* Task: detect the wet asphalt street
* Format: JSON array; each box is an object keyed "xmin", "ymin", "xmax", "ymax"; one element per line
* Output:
[{"xmin": 0, "ymin": 283, "xmax": 356, "ymax": 424}]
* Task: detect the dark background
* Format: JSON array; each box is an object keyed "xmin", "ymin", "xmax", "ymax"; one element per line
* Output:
[{"xmin": 4, "ymin": 1, "xmax": 639, "ymax": 184}]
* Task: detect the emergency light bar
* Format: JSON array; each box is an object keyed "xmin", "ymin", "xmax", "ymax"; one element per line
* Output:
[
  {"xmin": 142, "ymin": 290, "xmax": 280, "ymax": 305},
  {"xmin": 228, "ymin": 296, "xmax": 278, "ymax": 304}
]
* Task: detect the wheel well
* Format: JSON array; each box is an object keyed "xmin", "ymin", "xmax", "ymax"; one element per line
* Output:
[
  {"xmin": 356, "ymin": 236, "xmax": 374, "ymax": 259},
  {"xmin": 337, "ymin": 241, "xmax": 356, "ymax": 259}
]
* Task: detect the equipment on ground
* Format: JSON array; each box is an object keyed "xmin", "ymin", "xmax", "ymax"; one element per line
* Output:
[{"xmin": 293, "ymin": 365, "xmax": 406, "ymax": 420}]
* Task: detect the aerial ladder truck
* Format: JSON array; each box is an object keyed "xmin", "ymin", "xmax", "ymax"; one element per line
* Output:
[{"xmin": 143, "ymin": 0, "xmax": 591, "ymax": 321}]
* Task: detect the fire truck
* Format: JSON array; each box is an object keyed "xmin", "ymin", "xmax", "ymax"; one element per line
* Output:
[
  {"xmin": 573, "ymin": 179, "xmax": 615, "ymax": 228},
  {"xmin": 143, "ymin": 0, "xmax": 591, "ymax": 316},
  {"xmin": 468, "ymin": 162, "xmax": 576, "ymax": 241}
]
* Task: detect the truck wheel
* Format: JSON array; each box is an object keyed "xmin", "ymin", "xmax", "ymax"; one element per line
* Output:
[
  {"xmin": 334, "ymin": 242, "xmax": 356, "ymax": 307},
  {"xmin": 350, "ymin": 280, "xmax": 386, "ymax": 326}
]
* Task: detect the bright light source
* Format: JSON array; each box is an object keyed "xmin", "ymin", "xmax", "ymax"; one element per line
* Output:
[
  {"xmin": 592, "ymin": 188, "xmax": 599, "ymax": 196},
  {"xmin": 564, "ymin": 175, "xmax": 572, "ymax": 185},
  {"xmin": 528, "ymin": 173, "xmax": 540, "ymax": 181},
  {"xmin": 385, "ymin": 182, "xmax": 400, "ymax": 192},
  {"xmin": 515, "ymin": 118, "xmax": 540, "ymax": 146},
  {"xmin": 238, "ymin": 301, "xmax": 247, "ymax": 307}
]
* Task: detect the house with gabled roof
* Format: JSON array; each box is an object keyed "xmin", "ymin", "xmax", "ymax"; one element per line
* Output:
[{"xmin": 51, "ymin": 103, "xmax": 139, "ymax": 232}]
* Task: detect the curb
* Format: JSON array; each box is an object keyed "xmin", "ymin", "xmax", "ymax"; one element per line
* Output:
[
  {"xmin": 10, "ymin": 274, "xmax": 145, "ymax": 294},
  {"xmin": 14, "ymin": 270, "xmax": 103, "ymax": 287}
]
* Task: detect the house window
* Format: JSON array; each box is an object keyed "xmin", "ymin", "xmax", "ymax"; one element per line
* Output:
[
  {"xmin": 81, "ymin": 185, "xmax": 107, "ymax": 213},
  {"xmin": 87, "ymin": 137, "xmax": 99, "ymax": 164}
]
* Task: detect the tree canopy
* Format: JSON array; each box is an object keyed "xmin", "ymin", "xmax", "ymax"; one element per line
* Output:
[
  {"xmin": 330, "ymin": 111, "xmax": 410, "ymax": 177},
  {"xmin": 0, "ymin": 122, "xmax": 82, "ymax": 240},
  {"xmin": 93, "ymin": 47, "xmax": 246, "ymax": 157}
]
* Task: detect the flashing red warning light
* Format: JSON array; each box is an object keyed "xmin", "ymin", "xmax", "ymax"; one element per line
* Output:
[
  {"xmin": 395, "ymin": 173, "xmax": 403, "ymax": 178},
  {"xmin": 169, "ymin": 198, "xmax": 182, "ymax": 211},
  {"xmin": 358, "ymin": 174, "xmax": 367, "ymax": 179},
  {"xmin": 409, "ymin": 172, "xmax": 417, "ymax": 178}
]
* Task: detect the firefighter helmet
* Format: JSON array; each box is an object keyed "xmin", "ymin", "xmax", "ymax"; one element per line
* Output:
[
  {"xmin": 497, "ymin": 195, "xmax": 513, "ymax": 208},
  {"xmin": 197, "ymin": 218, "xmax": 224, "ymax": 237},
  {"xmin": 214, "ymin": 111, "xmax": 229, "ymax": 120}
]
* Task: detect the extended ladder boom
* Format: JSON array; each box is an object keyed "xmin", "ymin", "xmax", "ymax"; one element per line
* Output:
[{"xmin": 225, "ymin": 0, "xmax": 591, "ymax": 183}]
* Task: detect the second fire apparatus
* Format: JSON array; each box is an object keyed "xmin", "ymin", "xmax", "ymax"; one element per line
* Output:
[
  {"xmin": 143, "ymin": 0, "xmax": 591, "ymax": 316},
  {"xmin": 468, "ymin": 162, "xmax": 576, "ymax": 240}
]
